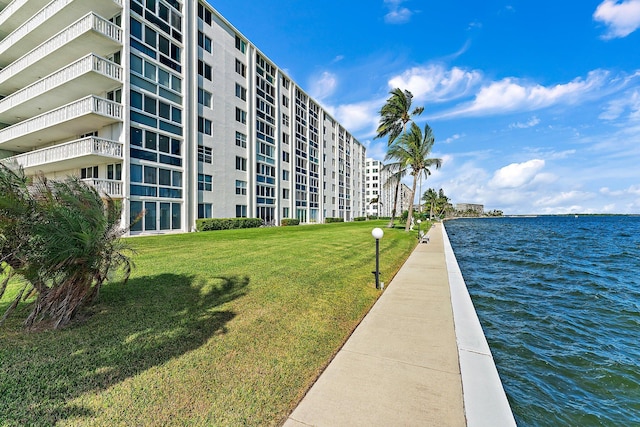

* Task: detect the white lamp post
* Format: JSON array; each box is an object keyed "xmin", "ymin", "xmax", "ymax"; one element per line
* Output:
[
  {"xmin": 417, "ymin": 219, "xmax": 422, "ymax": 237},
  {"xmin": 372, "ymin": 227, "xmax": 384, "ymax": 289}
]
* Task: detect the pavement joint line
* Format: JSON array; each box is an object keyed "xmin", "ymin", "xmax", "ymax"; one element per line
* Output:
[
  {"xmin": 340, "ymin": 348, "xmax": 462, "ymax": 376},
  {"xmin": 459, "ymin": 347, "xmax": 492, "ymax": 357}
]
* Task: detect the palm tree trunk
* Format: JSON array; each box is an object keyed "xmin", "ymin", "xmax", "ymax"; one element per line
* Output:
[
  {"xmin": 405, "ymin": 173, "xmax": 419, "ymax": 231},
  {"xmin": 387, "ymin": 179, "xmax": 400, "ymax": 228}
]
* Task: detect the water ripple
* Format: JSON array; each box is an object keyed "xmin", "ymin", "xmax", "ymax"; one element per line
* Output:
[{"xmin": 446, "ymin": 216, "xmax": 640, "ymax": 426}]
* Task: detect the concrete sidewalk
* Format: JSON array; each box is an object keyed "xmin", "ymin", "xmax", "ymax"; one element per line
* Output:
[{"xmin": 283, "ymin": 223, "xmax": 466, "ymax": 426}]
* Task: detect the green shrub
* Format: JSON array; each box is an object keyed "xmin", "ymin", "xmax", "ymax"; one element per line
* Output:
[
  {"xmin": 196, "ymin": 218, "xmax": 262, "ymax": 231},
  {"xmin": 353, "ymin": 216, "xmax": 367, "ymax": 221},
  {"xmin": 281, "ymin": 218, "xmax": 300, "ymax": 226},
  {"xmin": 325, "ymin": 217, "xmax": 344, "ymax": 223}
]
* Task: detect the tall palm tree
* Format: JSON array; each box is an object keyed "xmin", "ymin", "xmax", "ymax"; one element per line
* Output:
[
  {"xmin": 387, "ymin": 123, "xmax": 442, "ymax": 231},
  {"xmin": 376, "ymin": 88, "xmax": 424, "ymax": 227}
]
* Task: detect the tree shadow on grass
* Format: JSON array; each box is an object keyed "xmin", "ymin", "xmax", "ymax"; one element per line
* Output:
[{"xmin": 0, "ymin": 273, "xmax": 249, "ymax": 426}]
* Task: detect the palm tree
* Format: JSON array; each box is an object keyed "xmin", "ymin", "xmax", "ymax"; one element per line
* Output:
[
  {"xmin": 376, "ymin": 88, "xmax": 424, "ymax": 227},
  {"xmin": 0, "ymin": 163, "xmax": 135, "ymax": 329},
  {"xmin": 387, "ymin": 123, "xmax": 442, "ymax": 231},
  {"xmin": 423, "ymin": 188, "xmax": 439, "ymax": 219}
]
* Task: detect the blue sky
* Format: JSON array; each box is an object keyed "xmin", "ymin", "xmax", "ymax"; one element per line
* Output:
[{"xmin": 209, "ymin": 0, "xmax": 640, "ymax": 214}]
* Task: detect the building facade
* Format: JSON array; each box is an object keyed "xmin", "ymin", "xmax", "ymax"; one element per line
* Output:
[
  {"xmin": 0, "ymin": 0, "xmax": 365, "ymax": 234},
  {"xmin": 364, "ymin": 157, "xmax": 412, "ymax": 218}
]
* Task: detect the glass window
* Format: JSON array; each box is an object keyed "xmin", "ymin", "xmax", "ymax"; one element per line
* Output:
[
  {"xmin": 144, "ymin": 26, "xmax": 156, "ymax": 47},
  {"xmin": 143, "ymin": 166, "xmax": 156, "ymax": 184},
  {"xmin": 131, "ymin": 127, "xmax": 143, "ymax": 146},
  {"xmin": 130, "ymin": 164, "xmax": 142, "ymax": 182},
  {"xmin": 131, "ymin": 90, "xmax": 142, "ymax": 109},
  {"xmin": 159, "ymin": 35, "xmax": 170, "ymax": 56},
  {"xmin": 158, "ymin": 68, "xmax": 170, "ymax": 88},
  {"xmin": 172, "ymin": 108, "xmax": 181, "ymax": 124},
  {"xmin": 171, "ymin": 75, "xmax": 181, "ymax": 92},
  {"xmin": 159, "ymin": 168, "xmax": 171, "ymax": 186},
  {"xmin": 160, "ymin": 202, "xmax": 171, "ymax": 230},
  {"xmin": 131, "ymin": 54, "xmax": 143, "ymax": 74},
  {"xmin": 131, "ymin": 18, "xmax": 142, "ymax": 39},
  {"xmin": 143, "ymin": 95, "xmax": 156, "ymax": 114},
  {"xmin": 172, "ymin": 171, "xmax": 182, "ymax": 187},
  {"xmin": 145, "ymin": 202, "xmax": 156, "ymax": 230},
  {"xmin": 171, "ymin": 138, "xmax": 180, "ymax": 155},
  {"xmin": 144, "ymin": 61, "xmax": 156, "ymax": 80},
  {"xmin": 198, "ymin": 203, "xmax": 212, "ymax": 219},
  {"xmin": 159, "ymin": 134, "xmax": 170, "ymax": 153},
  {"xmin": 159, "ymin": 101, "xmax": 170, "ymax": 119},
  {"xmin": 172, "ymin": 203, "xmax": 180, "ymax": 229},
  {"xmin": 130, "ymin": 201, "xmax": 143, "ymax": 231},
  {"xmin": 145, "ymin": 131, "xmax": 157, "ymax": 150}
]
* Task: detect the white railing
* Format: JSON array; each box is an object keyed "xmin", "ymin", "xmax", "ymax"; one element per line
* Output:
[
  {"xmin": 0, "ymin": 95, "xmax": 122, "ymax": 142},
  {"xmin": 0, "ymin": 13, "xmax": 122, "ymax": 85},
  {"xmin": 0, "ymin": 54, "xmax": 121, "ymax": 113},
  {"xmin": 6, "ymin": 137, "xmax": 122, "ymax": 168},
  {"xmin": 0, "ymin": 0, "xmax": 122, "ymax": 55},
  {"xmin": 81, "ymin": 178, "xmax": 123, "ymax": 198}
]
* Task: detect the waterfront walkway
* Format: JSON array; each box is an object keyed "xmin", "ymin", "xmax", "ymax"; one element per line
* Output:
[{"xmin": 284, "ymin": 223, "xmax": 466, "ymax": 426}]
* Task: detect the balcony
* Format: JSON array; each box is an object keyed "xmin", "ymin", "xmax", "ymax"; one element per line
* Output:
[
  {"xmin": 4, "ymin": 136, "xmax": 122, "ymax": 174},
  {"xmin": 0, "ymin": 0, "xmax": 122, "ymax": 65},
  {"xmin": 0, "ymin": 0, "xmax": 51, "ymax": 38},
  {"xmin": 0, "ymin": 13, "xmax": 122, "ymax": 95},
  {"xmin": 0, "ymin": 95, "xmax": 122, "ymax": 151},
  {"xmin": 0, "ymin": 54, "xmax": 122, "ymax": 125},
  {"xmin": 81, "ymin": 178, "xmax": 123, "ymax": 198}
]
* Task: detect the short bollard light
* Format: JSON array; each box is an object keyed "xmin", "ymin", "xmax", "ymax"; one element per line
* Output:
[{"xmin": 372, "ymin": 227, "xmax": 384, "ymax": 289}]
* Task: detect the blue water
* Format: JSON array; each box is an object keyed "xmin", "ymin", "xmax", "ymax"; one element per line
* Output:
[{"xmin": 445, "ymin": 216, "xmax": 640, "ymax": 426}]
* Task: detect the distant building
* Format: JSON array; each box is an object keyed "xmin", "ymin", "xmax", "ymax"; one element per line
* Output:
[
  {"xmin": 365, "ymin": 158, "xmax": 411, "ymax": 217},
  {"xmin": 455, "ymin": 203, "xmax": 484, "ymax": 214}
]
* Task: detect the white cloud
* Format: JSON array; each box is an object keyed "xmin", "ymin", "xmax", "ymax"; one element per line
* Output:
[
  {"xmin": 443, "ymin": 133, "xmax": 464, "ymax": 144},
  {"xmin": 308, "ymin": 71, "xmax": 338, "ymax": 101},
  {"xmin": 383, "ymin": 0, "xmax": 414, "ymax": 24},
  {"xmin": 438, "ymin": 70, "xmax": 609, "ymax": 118},
  {"xmin": 510, "ymin": 116, "xmax": 541, "ymax": 129},
  {"xmin": 600, "ymin": 185, "xmax": 640, "ymax": 196},
  {"xmin": 534, "ymin": 191, "xmax": 595, "ymax": 207},
  {"xmin": 330, "ymin": 100, "xmax": 382, "ymax": 135},
  {"xmin": 594, "ymin": 0, "xmax": 640, "ymax": 39},
  {"xmin": 600, "ymin": 89, "xmax": 640, "ymax": 120},
  {"xmin": 489, "ymin": 159, "xmax": 545, "ymax": 189},
  {"xmin": 388, "ymin": 64, "xmax": 483, "ymax": 102}
]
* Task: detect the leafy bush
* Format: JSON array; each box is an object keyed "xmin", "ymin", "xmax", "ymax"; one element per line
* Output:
[
  {"xmin": 280, "ymin": 218, "xmax": 300, "ymax": 226},
  {"xmin": 196, "ymin": 218, "xmax": 262, "ymax": 231},
  {"xmin": 325, "ymin": 217, "xmax": 344, "ymax": 223},
  {"xmin": 353, "ymin": 216, "xmax": 367, "ymax": 221},
  {"xmin": 0, "ymin": 164, "xmax": 134, "ymax": 329}
]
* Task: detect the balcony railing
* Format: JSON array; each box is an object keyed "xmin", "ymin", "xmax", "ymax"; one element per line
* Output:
[
  {"xmin": 0, "ymin": 0, "xmax": 122, "ymax": 61},
  {"xmin": 0, "ymin": 95, "xmax": 122, "ymax": 146},
  {"xmin": 6, "ymin": 137, "xmax": 122, "ymax": 169},
  {"xmin": 0, "ymin": 13, "xmax": 122, "ymax": 91},
  {"xmin": 81, "ymin": 178, "xmax": 123, "ymax": 198},
  {"xmin": 0, "ymin": 54, "xmax": 122, "ymax": 117}
]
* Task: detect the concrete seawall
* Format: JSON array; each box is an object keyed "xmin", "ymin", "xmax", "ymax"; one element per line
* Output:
[{"xmin": 442, "ymin": 223, "xmax": 516, "ymax": 426}]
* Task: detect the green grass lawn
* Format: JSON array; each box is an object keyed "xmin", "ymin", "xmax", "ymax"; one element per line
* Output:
[{"xmin": 0, "ymin": 220, "xmax": 419, "ymax": 426}]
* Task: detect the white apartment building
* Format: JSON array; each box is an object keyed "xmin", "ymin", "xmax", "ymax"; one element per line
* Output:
[
  {"xmin": 364, "ymin": 157, "xmax": 411, "ymax": 218},
  {"xmin": 0, "ymin": 0, "xmax": 365, "ymax": 234}
]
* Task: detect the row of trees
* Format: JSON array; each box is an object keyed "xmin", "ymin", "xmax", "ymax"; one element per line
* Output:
[
  {"xmin": 375, "ymin": 88, "xmax": 442, "ymax": 230},
  {"xmin": 0, "ymin": 164, "xmax": 134, "ymax": 329}
]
